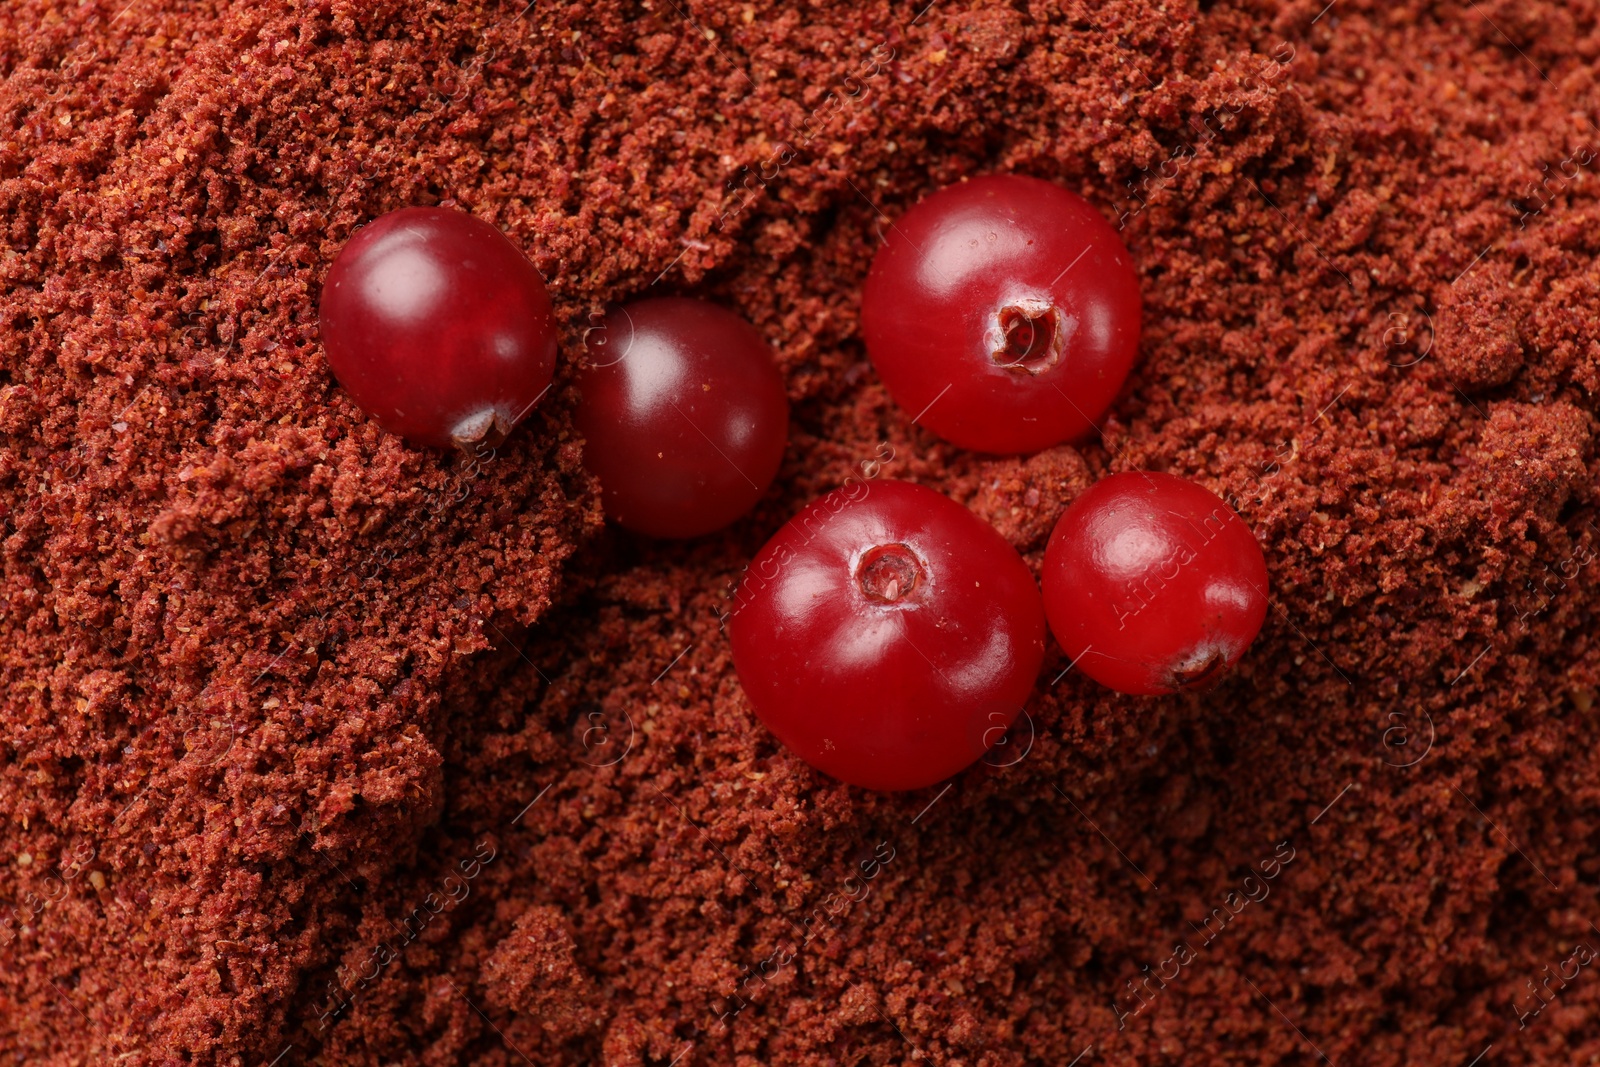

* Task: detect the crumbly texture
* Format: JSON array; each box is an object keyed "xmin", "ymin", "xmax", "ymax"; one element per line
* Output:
[{"xmin": 4, "ymin": 0, "xmax": 1600, "ymax": 1064}]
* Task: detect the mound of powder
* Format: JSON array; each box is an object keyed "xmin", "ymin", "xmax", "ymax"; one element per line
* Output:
[{"xmin": 2, "ymin": 1, "xmax": 1598, "ymax": 1064}]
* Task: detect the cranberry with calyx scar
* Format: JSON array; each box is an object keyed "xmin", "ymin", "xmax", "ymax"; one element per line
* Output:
[
  {"xmin": 318, "ymin": 206, "xmax": 558, "ymax": 451},
  {"xmin": 1042, "ymin": 471, "xmax": 1269, "ymax": 695},
  {"xmin": 728, "ymin": 480, "xmax": 1046, "ymax": 791},
  {"xmin": 861, "ymin": 174, "xmax": 1141, "ymax": 454}
]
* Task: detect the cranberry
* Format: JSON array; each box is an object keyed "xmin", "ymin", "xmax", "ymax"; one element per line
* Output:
[
  {"xmin": 861, "ymin": 174, "xmax": 1141, "ymax": 455},
  {"xmin": 318, "ymin": 206, "xmax": 558, "ymax": 451},
  {"xmin": 1042, "ymin": 471, "xmax": 1269, "ymax": 695},
  {"xmin": 728, "ymin": 480, "xmax": 1046, "ymax": 790},
  {"xmin": 575, "ymin": 297, "xmax": 788, "ymax": 538}
]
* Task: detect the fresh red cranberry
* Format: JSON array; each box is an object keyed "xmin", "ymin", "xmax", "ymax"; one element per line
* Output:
[
  {"xmin": 1042, "ymin": 471, "xmax": 1269, "ymax": 695},
  {"xmin": 318, "ymin": 206, "xmax": 558, "ymax": 451},
  {"xmin": 575, "ymin": 297, "xmax": 788, "ymax": 538},
  {"xmin": 861, "ymin": 174, "xmax": 1141, "ymax": 455},
  {"xmin": 728, "ymin": 480, "xmax": 1046, "ymax": 790}
]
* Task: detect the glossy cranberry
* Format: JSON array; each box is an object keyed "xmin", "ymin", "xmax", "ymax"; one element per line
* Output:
[
  {"xmin": 1042, "ymin": 471, "xmax": 1269, "ymax": 696},
  {"xmin": 576, "ymin": 297, "xmax": 788, "ymax": 538},
  {"xmin": 318, "ymin": 206, "xmax": 558, "ymax": 451},
  {"xmin": 861, "ymin": 174, "xmax": 1141, "ymax": 455},
  {"xmin": 728, "ymin": 480, "xmax": 1046, "ymax": 790}
]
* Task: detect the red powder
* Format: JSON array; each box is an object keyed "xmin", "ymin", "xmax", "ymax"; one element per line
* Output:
[{"xmin": 3, "ymin": 0, "xmax": 1599, "ymax": 1065}]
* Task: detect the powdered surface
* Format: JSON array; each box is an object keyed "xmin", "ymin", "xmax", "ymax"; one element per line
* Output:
[{"xmin": 2, "ymin": 1, "xmax": 1599, "ymax": 1064}]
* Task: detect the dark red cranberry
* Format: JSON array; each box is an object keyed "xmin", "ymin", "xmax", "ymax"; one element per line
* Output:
[
  {"xmin": 318, "ymin": 206, "xmax": 558, "ymax": 451},
  {"xmin": 576, "ymin": 297, "xmax": 788, "ymax": 538},
  {"xmin": 728, "ymin": 480, "xmax": 1046, "ymax": 790},
  {"xmin": 861, "ymin": 174, "xmax": 1141, "ymax": 455},
  {"xmin": 1042, "ymin": 471, "xmax": 1269, "ymax": 695}
]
